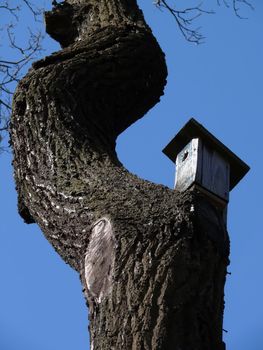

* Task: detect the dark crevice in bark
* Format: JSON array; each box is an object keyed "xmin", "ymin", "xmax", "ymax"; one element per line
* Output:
[{"xmin": 10, "ymin": 0, "xmax": 229, "ymax": 349}]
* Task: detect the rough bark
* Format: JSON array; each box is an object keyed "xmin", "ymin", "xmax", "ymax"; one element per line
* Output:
[{"xmin": 10, "ymin": 1, "xmax": 229, "ymax": 349}]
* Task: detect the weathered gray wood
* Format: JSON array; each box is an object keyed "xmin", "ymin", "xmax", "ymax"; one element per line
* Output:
[
  {"xmin": 175, "ymin": 138, "xmax": 199, "ymax": 192},
  {"xmin": 201, "ymin": 144, "xmax": 230, "ymax": 202},
  {"xmin": 174, "ymin": 137, "xmax": 230, "ymax": 203}
]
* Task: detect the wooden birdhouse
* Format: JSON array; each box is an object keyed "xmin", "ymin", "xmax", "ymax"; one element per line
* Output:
[{"xmin": 163, "ymin": 118, "xmax": 250, "ymax": 209}]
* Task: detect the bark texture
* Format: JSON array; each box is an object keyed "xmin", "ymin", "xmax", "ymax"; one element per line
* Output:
[{"xmin": 10, "ymin": 1, "xmax": 229, "ymax": 349}]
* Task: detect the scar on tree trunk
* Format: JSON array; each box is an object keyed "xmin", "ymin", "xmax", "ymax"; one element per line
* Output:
[{"xmin": 10, "ymin": 0, "xmax": 229, "ymax": 349}]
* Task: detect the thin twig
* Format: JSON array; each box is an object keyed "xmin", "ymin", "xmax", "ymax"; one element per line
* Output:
[
  {"xmin": 0, "ymin": 98, "xmax": 11, "ymax": 110},
  {"xmin": 156, "ymin": 1, "xmax": 214, "ymax": 44},
  {"xmin": 155, "ymin": 0, "xmax": 254, "ymax": 43},
  {"xmin": 217, "ymin": 0, "xmax": 254, "ymax": 18},
  {"xmin": 0, "ymin": 0, "xmax": 44, "ymax": 146}
]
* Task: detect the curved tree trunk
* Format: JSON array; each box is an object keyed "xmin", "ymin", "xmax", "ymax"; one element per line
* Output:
[{"xmin": 10, "ymin": 1, "xmax": 229, "ymax": 349}]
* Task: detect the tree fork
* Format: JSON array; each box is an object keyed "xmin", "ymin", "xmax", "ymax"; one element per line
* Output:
[{"xmin": 10, "ymin": 0, "xmax": 229, "ymax": 349}]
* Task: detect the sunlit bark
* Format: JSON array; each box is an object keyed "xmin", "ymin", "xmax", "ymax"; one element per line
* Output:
[{"xmin": 10, "ymin": 1, "xmax": 229, "ymax": 349}]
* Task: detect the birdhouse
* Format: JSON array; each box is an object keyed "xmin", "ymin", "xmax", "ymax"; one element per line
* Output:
[{"xmin": 163, "ymin": 118, "xmax": 249, "ymax": 208}]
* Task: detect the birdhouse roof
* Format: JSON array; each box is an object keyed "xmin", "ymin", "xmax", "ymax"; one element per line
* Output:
[{"xmin": 162, "ymin": 118, "xmax": 250, "ymax": 191}]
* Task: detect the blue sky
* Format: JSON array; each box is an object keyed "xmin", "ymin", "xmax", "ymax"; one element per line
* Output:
[{"xmin": 0, "ymin": 1, "xmax": 262, "ymax": 349}]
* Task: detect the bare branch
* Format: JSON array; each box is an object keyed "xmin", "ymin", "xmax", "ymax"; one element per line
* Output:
[
  {"xmin": 0, "ymin": 98, "xmax": 11, "ymax": 110},
  {"xmin": 217, "ymin": 0, "xmax": 254, "ymax": 18},
  {"xmin": 156, "ymin": 0, "xmax": 254, "ymax": 42},
  {"xmin": 0, "ymin": 1, "xmax": 20, "ymax": 19},
  {"xmin": 155, "ymin": 1, "xmax": 214, "ymax": 44},
  {"xmin": 0, "ymin": 0, "xmax": 44, "ymax": 149},
  {"xmin": 21, "ymin": 0, "xmax": 42, "ymax": 20},
  {"xmin": 232, "ymin": 0, "xmax": 254, "ymax": 18}
]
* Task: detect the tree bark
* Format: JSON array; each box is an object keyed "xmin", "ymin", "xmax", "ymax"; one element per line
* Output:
[{"xmin": 10, "ymin": 0, "xmax": 229, "ymax": 349}]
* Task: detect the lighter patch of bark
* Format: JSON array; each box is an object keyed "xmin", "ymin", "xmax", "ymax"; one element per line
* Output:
[{"xmin": 84, "ymin": 217, "xmax": 115, "ymax": 303}]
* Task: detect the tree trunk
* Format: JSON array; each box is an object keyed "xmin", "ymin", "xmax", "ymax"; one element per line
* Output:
[{"xmin": 10, "ymin": 0, "xmax": 229, "ymax": 349}]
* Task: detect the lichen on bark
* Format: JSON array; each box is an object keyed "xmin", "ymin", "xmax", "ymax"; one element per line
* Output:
[{"xmin": 10, "ymin": 0, "xmax": 229, "ymax": 349}]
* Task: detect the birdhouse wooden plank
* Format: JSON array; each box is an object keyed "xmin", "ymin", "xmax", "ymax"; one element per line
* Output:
[
  {"xmin": 174, "ymin": 138, "xmax": 199, "ymax": 192},
  {"xmin": 201, "ymin": 142, "xmax": 230, "ymax": 201},
  {"xmin": 163, "ymin": 118, "xmax": 249, "ymax": 206}
]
